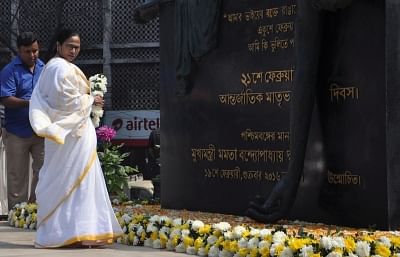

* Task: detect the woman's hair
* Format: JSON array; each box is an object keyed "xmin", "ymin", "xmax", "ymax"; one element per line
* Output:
[
  {"xmin": 56, "ymin": 28, "xmax": 80, "ymax": 45},
  {"xmin": 44, "ymin": 28, "xmax": 80, "ymax": 62}
]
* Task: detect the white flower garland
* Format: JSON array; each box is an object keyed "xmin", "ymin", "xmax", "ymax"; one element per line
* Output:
[{"xmin": 89, "ymin": 73, "xmax": 107, "ymax": 128}]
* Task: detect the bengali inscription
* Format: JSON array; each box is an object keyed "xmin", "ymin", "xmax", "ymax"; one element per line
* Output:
[
  {"xmin": 218, "ymin": 89, "xmax": 291, "ymax": 107},
  {"xmin": 329, "ymin": 83, "xmax": 360, "ymax": 103},
  {"xmin": 191, "ymin": 145, "xmax": 291, "ymax": 163},
  {"xmin": 327, "ymin": 170, "xmax": 362, "ymax": 186},
  {"xmin": 240, "ymin": 129, "xmax": 290, "ymax": 142},
  {"xmin": 204, "ymin": 167, "xmax": 285, "ymax": 182},
  {"xmin": 241, "ymin": 69, "xmax": 294, "ymax": 87}
]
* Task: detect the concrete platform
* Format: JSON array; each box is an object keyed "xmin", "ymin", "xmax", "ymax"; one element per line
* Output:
[{"xmin": 0, "ymin": 221, "xmax": 181, "ymax": 257}]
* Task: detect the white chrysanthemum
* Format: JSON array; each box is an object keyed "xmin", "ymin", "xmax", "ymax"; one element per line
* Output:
[
  {"xmin": 213, "ymin": 222, "xmax": 231, "ymax": 232},
  {"xmin": 248, "ymin": 237, "xmax": 260, "ymax": 249},
  {"xmin": 25, "ymin": 215, "xmax": 31, "ymax": 225},
  {"xmin": 260, "ymin": 228, "xmax": 273, "ymax": 238},
  {"xmin": 122, "ymin": 226, "xmax": 128, "ymax": 233},
  {"xmin": 273, "ymin": 231, "xmax": 287, "ymax": 244},
  {"xmin": 250, "ymin": 228, "xmax": 261, "ymax": 237},
  {"xmin": 207, "ymin": 235, "xmax": 218, "ymax": 245},
  {"xmin": 173, "ymin": 218, "xmax": 183, "ymax": 226},
  {"xmin": 144, "ymin": 238, "xmax": 153, "ymax": 247},
  {"xmin": 219, "ymin": 249, "xmax": 234, "ymax": 257},
  {"xmin": 29, "ymin": 223, "xmax": 36, "ymax": 230},
  {"xmin": 224, "ymin": 231, "xmax": 234, "ymax": 240},
  {"xmin": 159, "ymin": 216, "xmax": 172, "ymax": 225},
  {"xmin": 392, "ymin": 253, "xmax": 400, "ymax": 257},
  {"xmin": 175, "ymin": 242, "xmax": 186, "ymax": 253},
  {"xmin": 279, "ymin": 247, "xmax": 294, "ymax": 257},
  {"xmin": 233, "ymin": 225, "xmax": 246, "ymax": 238},
  {"xmin": 233, "ymin": 254, "xmax": 241, "ymax": 257},
  {"xmin": 238, "ymin": 237, "xmax": 248, "ymax": 248},
  {"xmin": 208, "ymin": 245, "xmax": 220, "ymax": 257},
  {"xmin": 136, "ymin": 226, "xmax": 144, "ymax": 236},
  {"xmin": 170, "ymin": 228, "xmax": 181, "ymax": 238},
  {"xmin": 192, "ymin": 220, "xmax": 205, "ymax": 231},
  {"xmin": 300, "ymin": 245, "xmax": 314, "ymax": 257},
  {"xmin": 160, "ymin": 225, "xmax": 170, "ymax": 234},
  {"xmin": 355, "ymin": 241, "xmax": 371, "ymax": 257},
  {"xmin": 112, "ymin": 198, "xmax": 120, "ymax": 205},
  {"xmin": 198, "ymin": 247, "xmax": 208, "ymax": 256},
  {"xmin": 271, "ymin": 242, "xmax": 283, "ymax": 256},
  {"xmin": 132, "ymin": 236, "xmax": 139, "ymax": 246},
  {"xmin": 259, "ymin": 240, "xmax": 271, "ymax": 249},
  {"xmin": 23, "ymin": 224, "xmax": 28, "ymax": 229},
  {"xmin": 327, "ymin": 251, "xmax": 342, "ymax": 257},
  {"xmin": 186, "ymin": 246, "xmax": 197, "ymax": 255},
  {"xmin": 146, "ymin": 223, "xmax": 158, "ymax": 233},
  {"xmin": 152, "ymin": 239, "xmax": 162, "ymax": 249},
  {"xmin": 321, "ymin": 236, "xmax": 334, "ymax": 250},
  {"xmin": 122, "ymin": 214, "xmax": 132, "ymax": 223},
  {"xmin": 149, "ymin": 215, "xmax": 160, "ymax": 223},
  {"xmin": 166, "ymin": 239, "xmax": 175, "ymax": 251},
  {"xmin": 181, "ymin": 229, "xmax": 190, "ymax": 237},
  {"xmin": 332, "ymin": 237, "xmax": 345, "ymax": 248},
  {"xmin": 379, "ymin": 236, "xmax": 391, "ymax": 248},
  {"xmin": 347, "ymin": 253, "xmax": 359, "ymax": 257}
]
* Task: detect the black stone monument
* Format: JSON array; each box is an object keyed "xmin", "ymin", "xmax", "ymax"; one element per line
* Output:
[{"xmin": 158, "ymin": 0, "xmax": 400, "ymax": 230}]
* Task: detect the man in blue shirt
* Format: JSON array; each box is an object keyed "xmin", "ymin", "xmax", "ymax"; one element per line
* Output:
[{"xmin": 0, "ymin": 32, "xmax": 44, "ymax": 210}]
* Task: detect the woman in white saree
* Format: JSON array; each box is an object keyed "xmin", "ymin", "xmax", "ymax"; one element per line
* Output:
[{"xmin": 29, "ymin": 29, "xmax": 122, "ymax": 248}]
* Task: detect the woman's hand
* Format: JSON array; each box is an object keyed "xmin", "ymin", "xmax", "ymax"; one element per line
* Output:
[{"xmin": 93, "ymin": 95, "xmax": 104, "ymax": 108}]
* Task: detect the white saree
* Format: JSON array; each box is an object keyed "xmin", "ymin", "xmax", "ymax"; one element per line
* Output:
[{"xmin": 29, "ymin": 57, "xmax": 122, "ymax": 248}]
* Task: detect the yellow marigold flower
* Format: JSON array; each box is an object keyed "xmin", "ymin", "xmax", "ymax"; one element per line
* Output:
[
  {"xmin": 259, "ymin": 246, "xmax": 270, "ymax": 257},
  {"xmin": 310, "ymin": 253, "xmax": 321, "ymax": 257},
  {"xmin": 239, "ymin": 248, "xmax": 250, "ymax": 257},
  {"xmin": 194, "ymin": 237, "xmax": 204, "ymax": 250},
  {"xmin": 140, "ymin": 231, "xmax": 147, "ymax": 241},
  {"xmin": 289, "ymin": 238, "xmax": 311, "ymax": 251},
  {"xmin": 362, "ymin": 235, "xmax": 374, "ymax": 243},
  {"xmin": 375, "ymin": 242, "xmax": 391, "ymax": 257},
  {"xmin": 172, "ymin": 235, "xmax": 179, "ymax": 246},
  {"xmin": 213, "ymin": 230, "xmax": 222, "ymax": 237},
  {"xmin": 181, "ymin": 223, "xmax": 190, "ymax": 229},
  {"xmin": 160, "ymin": 237, "xmax": 168, "ymax": 247},
  {"xmin": 160, "ymin": 233, "xmax": 168, "ymax": 242},
  {"xmin": 230, "ymin": 240, "xmax": 239, "ymax": 252},
  {"xmin": 183, "ymin": 236, "xmax": 194, "ymax": 247},
  {"xmin": 333, "ymin": 248, "xmax": 343, "ymax": 255},
  {"xmin": 275, "ymin": 244, "xmax": 285, "ymax": 256},
  {"xmin": 345, "ymin": 237, "xmax": 356, "ymax": 252},
  {"xmin": 150, "ymin": 231, "xmax": 158, "ymax": 241},
  {"xmin": 265, "ymin": 234, "xmax": 273, "ymax": 242},
  {"xmin": 250, "ymin": 248, "xmax": 259, "ymax": 257},
  {"xmin": 242, "ymin": 230, "xmax": 251, "ymax": 238},
  {"xmin": 199, "ymin": 225, "xmax": 211, "ymax": 235},
  {"xmin": 390, "ymin": 236, "xmax": 400, "ymax": 248},
  {"xmin": 128, "ymin": 231, "xmax": 135, "ymax": 242}
]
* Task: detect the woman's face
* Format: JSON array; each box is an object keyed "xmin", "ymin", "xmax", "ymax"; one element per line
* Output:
[{"xmin": 57, "ymin": 35, "xmax": 80, "ymax": 62}]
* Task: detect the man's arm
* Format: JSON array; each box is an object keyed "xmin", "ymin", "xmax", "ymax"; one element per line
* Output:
[
  {"xmin": 1, "ymin": 96, "xmax": 29, "ymax": 108},
  {"xmin": 0, "ymin": 62, "xmax": 29, "ymax": 108}
]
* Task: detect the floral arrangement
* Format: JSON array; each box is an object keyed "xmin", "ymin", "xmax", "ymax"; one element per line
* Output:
[
  {"xmin": 96, "ymin": 125, "xmax": 138, "ymax": 199},
  {"xmin": 89, "ymin": 73, "xmax": 107, "ymax": 127},
  {"xmin": 7, "ymin": 202, "xmax": 400, "ymax": 257},
  {"xmin": 8, "ymin": 202, "xmax": 37, "ymax": 230},
  {"xmin": 9, "ymin": 201, "xmax": 400, "ymax": 257}
]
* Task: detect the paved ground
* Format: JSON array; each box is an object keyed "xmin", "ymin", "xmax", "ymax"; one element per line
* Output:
[{"xmin": 0, "ymin": 221, "xmax": 181, "ymax": 257}]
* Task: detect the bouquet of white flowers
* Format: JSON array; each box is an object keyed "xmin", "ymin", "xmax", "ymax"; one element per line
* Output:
[{"xmin": 89, "ymin": 74, "xmax": 107, "ymax": 127}]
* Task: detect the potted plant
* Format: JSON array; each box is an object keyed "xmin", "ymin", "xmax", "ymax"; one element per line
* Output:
[{"xmin": 96, "ymin": 125, "xmax": 138, "ymax": 201}]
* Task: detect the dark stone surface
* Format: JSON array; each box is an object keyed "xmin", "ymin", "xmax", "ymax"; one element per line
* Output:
[{"xmin": 159, "ymin": 0, "xmax": 399, "ymax": 229}]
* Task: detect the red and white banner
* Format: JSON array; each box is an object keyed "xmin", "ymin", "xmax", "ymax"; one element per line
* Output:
[{"xmin": 103, "ymin": 110, "xmax": 160, "ymax": 147}]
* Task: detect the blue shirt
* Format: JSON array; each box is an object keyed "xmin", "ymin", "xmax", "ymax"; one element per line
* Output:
[{"xmin": 0, "ymin": 56, "xmax": 44, "ymax": 138}]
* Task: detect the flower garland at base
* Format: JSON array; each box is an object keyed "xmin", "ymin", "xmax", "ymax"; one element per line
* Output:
[{"xmin": 8, "ymin": 203, "xmax": 400, "ymax": 257}]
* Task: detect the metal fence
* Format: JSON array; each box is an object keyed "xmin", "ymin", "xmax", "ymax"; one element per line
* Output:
[{"xmin": 0, "ymin": 0, "xmax": 160, "ymax": 110}]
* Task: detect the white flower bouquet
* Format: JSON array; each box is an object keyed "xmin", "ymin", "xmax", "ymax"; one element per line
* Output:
[{"xmin": 89, "ymin": 73, "xmax": 108, "ymax": 127}]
